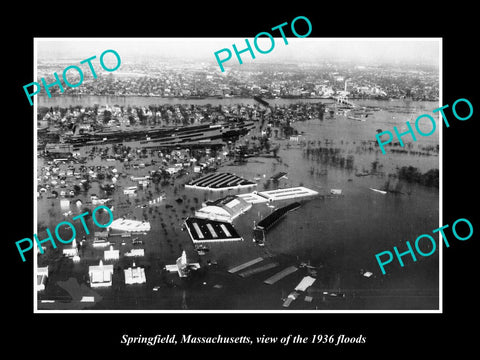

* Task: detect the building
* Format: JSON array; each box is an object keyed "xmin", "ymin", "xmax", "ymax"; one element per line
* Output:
[
  {"xmin": 93, "ymin": 238, "xmax": 110, "ymax": 248},
  {"xmin": 184, "ymin": 217, "xmax": 243, "ymax": 244},
  {"xmin": 294, "ymin": 276, "xmax": 316, "ymax": 292},
  {"xmin": 88, "ymin": 260, "xmax": 114, "ymax": 288},
  {"xmin": 185, "ymin": 172, "xmax": 256, "ymax": 191},
  {"xmin": 194, "ymin": 195, "xmax": 252, "ymax": 223},
  {"xmin": 60, "ymin": 199, "xmax": 70, "ymax": 210},
  {"xmin": 45, "ymin": 143, "xmax": 73, "ymax": 156},
  {"xmin": 37, "ymin": 266, "xmax": 48, "ymax": 291},
  {"xmin": 63, "ymin": 238, "xmax": 79, "ymax": 258},
  {"xmin": 124, "ymin": 263, "xmax": 146, "ymax": 285},
  {"xmin": 91, "ymin": 195, "xmax": 111, "ymax": 205},
  {"xmin": 165, "ymin": 250, "xmax": 200, "ymax": 277},
  {"xmin": 94, "ymin": 231, "xmax": 109, "ymax": 239},
  {"xmin": 104, "ymin": 245, "xmax": 120, "ymax": 261},
  {"xmin": 237, "ymin": 186, "xmax": 319, "ymax": 204},
  {"xmin": 138, "ymin": 180, "xmax": 149, "ymax": 188},
  {"xmin": 123, "ymin": 186, "xmax": 137, "ymax": 196},
  {"xmin": 130, "ymin": 175, "xmax": 150, "ymax": 181},
  {"xmin": 270, "ymin": 172, "xmax": 288, "ymax": 181},
  {"xmin": 108, "ymin": 218, "xmax": 151, "ymax": 233},
  {"xmin": 253, "ymin": 202, "xmax": 302, "ymax": 244},
  {"xmin": 166, "ymin": 167, "xmax": 180, "ymax": 175},
  {"xmin": 124, "ymin": 248, "xmax": 145, "ymax": 257}
]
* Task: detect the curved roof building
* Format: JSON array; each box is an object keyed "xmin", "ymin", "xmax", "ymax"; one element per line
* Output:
[{"xmin": 194, "ymin": 195, "xmax": 252, "ymax": 223}]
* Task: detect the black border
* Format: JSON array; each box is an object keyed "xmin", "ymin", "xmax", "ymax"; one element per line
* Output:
[{"xmin": 6, "ymin": 4, "xmax": 478, "ymax": 356}]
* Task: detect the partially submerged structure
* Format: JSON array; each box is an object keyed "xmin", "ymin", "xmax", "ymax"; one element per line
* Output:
[
  {"xmin": 165, "ymin": 250, "xmax": 200, "ymax": 278},
  {"xmin": 37, "ymin": 266, "xmax": 49, "ymax": 291},
  {"xmin": 184, "ymin": 217, "xmax": 243, "ymax": 244},
  {"xmin": 186, "ymin": 172, "xmax": 256, "ymax": 191},
  {"xmin": 108, "ymin": 218, "xmax": 151, "ymax": 233},
  {"xmin": 124, "ymin": 263, "xmax": 146, "ymax": 285},
  {"xmin": 253, "ymin": 202, "xmax": 302, "ymax": 245},
  {"xmin": 237, "ymin": 187, "xmax": 318, "ymax": 204},
  {"xmin": 194, "ymin": 195, "xmax": 252, "ymax": 223},
  {"xmin": 88, "ymin": 260, "xmax": 114, "ymax": 288}
]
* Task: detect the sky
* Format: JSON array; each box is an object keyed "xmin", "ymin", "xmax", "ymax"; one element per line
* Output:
[{"xmin": 36, "ymin": 38, "xmax": 440, "ymax": 67}]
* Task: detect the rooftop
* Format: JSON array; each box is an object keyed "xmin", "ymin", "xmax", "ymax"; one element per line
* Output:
[
  {"xmin": 195, "ymin": 195, "xmax": 252, "ymax": 222},
  {"xmin": 124, "ymin": 266, "xmax": 146, "ymax": 285},
  {"xmin": 237, "ymin": 186, "xmax": 319, "ymax": 203},
  {"xmin": 88, "ymin": 260, "xmax": 114, "ymax": 287},
  {"xmin": 184, "ymin": 217, "xmax": 243, "ymax": 243},
  {"xmin": 185, "ymin": 172, "xmax": 256, "ymax": 191}
]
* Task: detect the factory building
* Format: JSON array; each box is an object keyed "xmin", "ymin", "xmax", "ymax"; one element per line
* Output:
[{"xmin": 194, "ymin": 195, "xmax": 252, "ymax": 223}]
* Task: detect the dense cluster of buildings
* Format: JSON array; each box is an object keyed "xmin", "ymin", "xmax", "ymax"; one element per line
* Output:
[
  {"xmin": 37, "ymin": 144, "xmax": 227, "ymax": 205},
  {"xmin": 38, "ymin": 102, "xmax": 326, "ymax": 138},
  {"xmin": 37, "ymin": 60, "xmax": 438, "ymax": 101}
]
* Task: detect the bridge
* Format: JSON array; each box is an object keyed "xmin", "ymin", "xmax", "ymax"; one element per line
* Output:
[{"xmin": 332, "ymin": 95, "xmax": 357, "ymax": 108}]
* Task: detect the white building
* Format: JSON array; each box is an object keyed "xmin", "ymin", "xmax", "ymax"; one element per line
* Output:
[
  {"xmin": 165, "ymin": 250, "xmax": 200, "ymax": 277},
  {"xmin": 130, "ymin": 175, "xmax": 150, "ymax": 181},
  {"xmin": 91, "ymin": 195, "xmax": 111, "ymax": 205},
  {"xmin": 108, "ymin": 218, "xmax": 151, "ymax": 233},
  {"xmin": 123, "ymin": 186, "xmax": 137, "ymax": 196},
  {"xmin": 194, "ymin": 195, "xmax": 252, "ymax": 223},
  {"xmin": 166, "ymin": 167, "xmax": 180, "ymax": 175},
  {"xmin": 104, "ymin": 245, "xmax": 120, "ymax": 261},
  {"xmin": 124, "ymin": 263, "xmax": 146, "ymax": 285},
  {"xmin": 89, "ymin": 260, "xmax": 114, "ymax": 288},
  {"xmin": 60, "ymin": 199, "xmax": 70, "ymax": 211},
  {"xmin": 37, "ymin": 266, "xmax": 48, "ymax": 291},
  {"xmin": 63, "ymin": 238, "xmax": 79, "ymax": 258},
  {"xmin": 138, "ymin": 180, "xmax": 149, "ymax": 188},
  {"xmin": 93, "ymin": 238, "xmax": 110, "ymax": 248},
  {"xmin": 294, "ymin": 276, "xmax": 316, "ymax": 292},
  {"xmin": 124, "ymin": 248, "xmax": 145, "ymax": 257}
]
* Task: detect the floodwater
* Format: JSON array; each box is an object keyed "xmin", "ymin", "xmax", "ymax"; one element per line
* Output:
[{"xmin": 36, "ymin": 97, "xmax": 440, "ymax": 311}]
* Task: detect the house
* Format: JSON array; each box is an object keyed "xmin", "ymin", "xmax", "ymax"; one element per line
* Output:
[
  {"xmin": 63, "ymin": 238, "xmax": 79, "ymax": 258},
  {"xmin": 88, "ymin": 260, "xmax": 114, "ymax": 288},
  {"xmin": 138, "ymin": 180, "xmax": 149, "ymax": 188},
  {"xmin": 166, "ymin": 167, "xmax": 180, "ymax": 175},
  {"xmin": 93, "ymin": 238, "xmax": 110, "ymax": 248},
  {"xmin": 123, "ymin": 186, "xmax": 137, "ymax": 196},
  {"xmin": 124, "ymin": 263, "xmax": 146, "ymax": 285},
  {"xmin": 165, "ymin": 250, "xmax": 200, "ymax": 278},
  {"xmin": 124, "ymin": 248, "xmax": 145, "ymax": 257},
  {"xmin": 104, "ymin": 245, "xmax": 120, "ymax": 261},
  {"xmin": 91, "ymin": 195, "xmax": 111, "ymax": 205},
  {"xmin": 60, "ymin": 199, "xmax": 70, "ymax": 210}
]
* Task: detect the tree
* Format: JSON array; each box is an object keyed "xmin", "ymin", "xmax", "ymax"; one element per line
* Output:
[
  {"xmin": 81, "ymin": 180, "xmax": 91, "ymax": 192},
  {"xmin": 264, "ymin": 139, "xmax": 271, "ymax": 153},
  {"xmin": 103, "ymin": 110, "xmax": 112, "ymax": 124},
  {"xmin": 73, "ymin": 184, "xmax": 81, "ymax": 195},
  {"xmin": 272, "ymin": 144, "xmax": 280, "ymax": 158}
]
